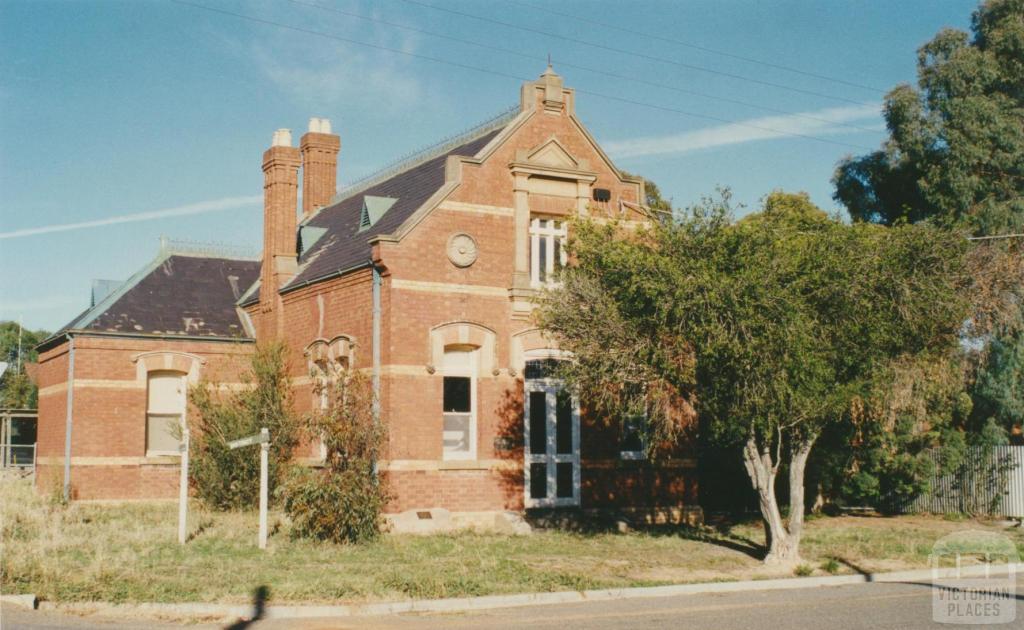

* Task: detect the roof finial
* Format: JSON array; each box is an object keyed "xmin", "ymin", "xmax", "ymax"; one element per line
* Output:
[{"xmin": 541, "ymin": 55, "xmax": 558, "ymax": 79}]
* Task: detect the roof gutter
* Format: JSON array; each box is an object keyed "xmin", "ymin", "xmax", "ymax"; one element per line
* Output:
[
  {"xmin": 277, "ymin": 261, "xmax": 373, "ymax": 296},
  {"xmin": 37, "ymin": 329, "xmax": 255, "ymax": 354},
  {"xmin": 62, "ymin": 333, "xmax": 75, "ymax": 502}
]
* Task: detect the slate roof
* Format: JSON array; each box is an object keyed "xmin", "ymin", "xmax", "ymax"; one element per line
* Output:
[
  {"xmin": 278, "ymin": 123, "xmax": 507, "ymax": 293},
  {"xmin": 41, "ymin": 254, "xmax": 259, "ymax": 349}
]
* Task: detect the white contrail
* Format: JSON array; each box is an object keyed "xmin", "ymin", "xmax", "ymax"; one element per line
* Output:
[
  {"xmin": 0, "ymin": 195, "xmax": 263, "ymax": 239},
  {"xmin": 604, "ymin": 104, "xmax": 882, "ymax": 159}
]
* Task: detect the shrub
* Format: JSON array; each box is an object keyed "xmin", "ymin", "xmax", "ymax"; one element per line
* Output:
[
  {"xmin": 189, "ymin": 343, "xmax": 300, "ymax": 510},
  {"xmin": 794, "ymin": 563, "xmax": 814, "ymax": 577},
  {"xmin": 821, "ymin": 558, "xmax": 840, "ymax": 574},
  {"xmin": 283, "ymin": 371, "xmax": 388, "ymax": 544}
]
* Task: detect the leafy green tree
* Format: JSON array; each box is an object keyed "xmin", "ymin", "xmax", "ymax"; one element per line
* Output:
[
  {"xmin": 0, "ymin": 321, "xmax": 50, "ymax": 408},
  {"xmin": 283, "ymin": 371, "xmax": 388, "ymax": 544},
  {"xmin": 539, "ymin": 192, "xmax": 970, "ymax": 563},
  {"xmin": 834, "ymin": 0, "xmax": 1024, "ymax": 473},
  {"xmin": 812, "ymin": 353, "xmax": 974, "ymax": 509},
  {"xmin": 833, "ymin": 0, "xmax": 1024, "ymax": 236},
  {"xmin": 972, "ymin": 322, "xmax": 1024, "ymax": 435},
  {"xmin": 189, "ymin": 343, "xmax": 300, "ymax": 510}
]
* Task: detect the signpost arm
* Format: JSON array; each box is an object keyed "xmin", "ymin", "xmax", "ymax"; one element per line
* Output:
[
  {"xmin": 258, "ymin": 427, "xmax": 269, "ymax": 550},
  {"xmin": 178, "ymin": 428, "xmax": 190, "ymax": 545}
]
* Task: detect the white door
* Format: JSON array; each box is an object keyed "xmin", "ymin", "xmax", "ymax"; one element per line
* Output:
[{"xmin": 524, "ymin": 359, "xmax": 580, "ymax": 508}]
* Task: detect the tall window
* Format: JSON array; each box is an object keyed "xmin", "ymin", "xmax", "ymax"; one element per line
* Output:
[
  {"xmin": 529, "ymin": 217, "xmax": 567, "ymax": 288},
  {"xmin": 311, "ymin": 355, "xmax": 348, "ymax": 461},
  {"xmin": 146, "ymin": 371, "xmax": 186, "ymax": 456},
  {"xmin": 442, "ymin": 347, "xmax": 477, "ymax": 460},
  {"xmin": 620, "ymin": 384, "xmax": 648, "ymax": 460}
]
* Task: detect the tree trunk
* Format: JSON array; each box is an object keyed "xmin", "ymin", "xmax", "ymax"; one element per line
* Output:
[
  {"xmin": 782, "ymin": 439, "xmax": 814, "ymax": 561},
  {"xmin": 741, "ymin": 435, "xmax": 816, "ymax": 566}
]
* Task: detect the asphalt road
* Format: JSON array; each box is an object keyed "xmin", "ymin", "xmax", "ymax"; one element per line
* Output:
[{"xmin": 4, "ymin": 578, "xmax": 1024, "ymax": 630}]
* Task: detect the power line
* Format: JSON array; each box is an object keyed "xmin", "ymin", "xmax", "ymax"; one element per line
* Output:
[
  {"xmin": 393, "ymin": 0, "xmax": 873, "ymax": 107},
  {"xmin": 288, "ymin": 0, "xmax": 880, "ymax": 135},
  {"xmin": 509, "ymin": 0, "xmax": 886, "ymax": 94},
  {"xmin": 169, "ymin": 1, "xmax": 874, "ymax": 151}
]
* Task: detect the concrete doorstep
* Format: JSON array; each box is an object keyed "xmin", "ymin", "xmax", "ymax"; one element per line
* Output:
[{"xmin": 14, "ymin": 563, "xmax": 1024, "ymax": 623}]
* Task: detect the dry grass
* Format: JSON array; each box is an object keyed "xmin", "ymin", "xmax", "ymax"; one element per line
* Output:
[{"xmin": 3, "ymin": 480, "xmax": 1023, "ymax": 605}]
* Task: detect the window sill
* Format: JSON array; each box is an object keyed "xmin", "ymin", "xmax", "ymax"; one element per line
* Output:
[
  {"xmin": 620, "ymin": 452, "xmax": 647, "ymax": 461},
  {"xmin": 439, "ymin": 459, "xmax": 489, "ymax": 471}
]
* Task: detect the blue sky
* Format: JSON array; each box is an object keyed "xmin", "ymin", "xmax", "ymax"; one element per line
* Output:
[{"xmin": 1, "ymin": 0, "xmax": 979, "ymax": 331}]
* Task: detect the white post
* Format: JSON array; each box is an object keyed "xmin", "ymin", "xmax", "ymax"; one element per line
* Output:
[
  {"xmin": 258, "ymin": 427, "xmax": 269, "ymax": 550},
  {"xmin": 178, "ymin": 428, "xmax": 190, "ymax": 545}
]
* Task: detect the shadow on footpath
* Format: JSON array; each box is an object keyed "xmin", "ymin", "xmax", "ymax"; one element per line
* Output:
[{"xmin": 224, "ymin": 585, "xmax": 269, "ymax": 630}]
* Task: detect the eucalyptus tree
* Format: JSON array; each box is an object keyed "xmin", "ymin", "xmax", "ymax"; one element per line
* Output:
[
  {"xmin": 833, "ymin": 0, "xmax": 1024, "ymax": 236},
  {"xmin": 833, "ymin": 0, "xmax": 1024, "ymax": 454},
  {"xmin": 538, "ymin": 192, "xmax": 969, "ymax": 563}
]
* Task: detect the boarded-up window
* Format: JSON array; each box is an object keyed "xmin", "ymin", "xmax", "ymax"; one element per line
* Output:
[{"xmin": 147, "ymin": 371, "xmax": 185, "ymax": 455}]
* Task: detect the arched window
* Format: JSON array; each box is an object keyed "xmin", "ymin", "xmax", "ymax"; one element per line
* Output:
[
  {"xmin": 146, "ymin": 370, "xmax": 186, "ymax": 456},
  {"xmin": 306, "ymin": 335, "xmax": 354, "ymax": 410},
  {"xmin": 442, "ymin": 346, "xmax": 478, "ymax": 461}
]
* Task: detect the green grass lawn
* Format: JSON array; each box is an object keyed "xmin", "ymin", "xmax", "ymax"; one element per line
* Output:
[{"xmin": 3, "ymin": 480, "xmax": 1022, "ymax": 605}]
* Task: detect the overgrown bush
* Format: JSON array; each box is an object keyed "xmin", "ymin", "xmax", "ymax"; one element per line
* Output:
[
  {"xmin": 189, "ymin": 343, "xmax": 300, "ymax": 510},
  {"xmin": 283, "ymin": 371, "xmax": 388, "ymax": 544}
]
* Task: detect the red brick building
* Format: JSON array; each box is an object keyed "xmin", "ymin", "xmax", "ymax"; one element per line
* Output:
[{"xmin": 36, "ymin": 69, "xmax": 699, "ymax": 525}]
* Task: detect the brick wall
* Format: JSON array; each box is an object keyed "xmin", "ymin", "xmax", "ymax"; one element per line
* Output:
[
  {"xmin": 34, "ymin": 335, "xmax": 252, "ymax": 500},
  {"xmin": 40, "ymin": 74, "xmax": 699, "ymax": 513}
]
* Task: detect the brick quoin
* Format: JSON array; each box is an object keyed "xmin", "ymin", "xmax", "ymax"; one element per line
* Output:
[{"xmin": 37, "ymin": 68, "xmax": 698, "ymax": 521}]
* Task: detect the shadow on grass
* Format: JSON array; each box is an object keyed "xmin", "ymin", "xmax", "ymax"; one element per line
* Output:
[
  {"xmin": 185, "ymin": 517, "xmax": 215, "ymax": 543},
  {"xmin": 224, "ymin": 585, "xmax": 268, "ymax": 630},
  {"xmin": 651, "ymin": 523, "xmax": 765, "ymax": 560},
  {"xmin": 523, "ymin": 509, "xmax": 766, "ymax": 560}
]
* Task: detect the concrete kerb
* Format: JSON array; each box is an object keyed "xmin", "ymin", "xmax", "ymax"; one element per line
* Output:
[
  {"xmin": 0, "ymin": 594, "xmax": 38, "ymax": 609},
  {"xmin": 25, "ymin": 562, "xmax": 1024, "ymax": 622}
]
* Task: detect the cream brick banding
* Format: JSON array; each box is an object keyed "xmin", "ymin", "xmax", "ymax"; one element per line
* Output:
[
  {"xmin": 380, "ymin": 459, "xmax": 518, "ymax": 472},
  {"xmin": 390, "ymin": 279, "xmax": 508, "ymax": 297},
  {"xmin": 437, "ymin": 200, "xmax": 514, "ymax": 217}
]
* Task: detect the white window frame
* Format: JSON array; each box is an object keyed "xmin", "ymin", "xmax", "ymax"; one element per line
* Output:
[
  {"xmin": 529, "ymin": 217, "xmax": 568, "ymax": 289},
  {"xmin": 442, "ymin": 347, "xmax": 478, "ymax": 461},
  {"xmin": 523, "ymin": 351, "xmax": 581, "ymax": 508},
  {"xmin": 620, "ymin": 413, "xmax": 647, "ymax": 460},
  {"xmin": 145, "ymin": 371, "xmax": 187, "ymax": 457}
]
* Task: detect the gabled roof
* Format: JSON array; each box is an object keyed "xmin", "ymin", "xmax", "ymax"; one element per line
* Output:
[
  {"xmin": 277, "ymin": 110, "xmax": 516, "ymax": 292},
  {"xmin": 40, "ymin": 249, "xmax": 260, "ymax": 350}
]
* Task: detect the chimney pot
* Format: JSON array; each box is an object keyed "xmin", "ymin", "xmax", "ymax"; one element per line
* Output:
[
  {"xmin": 272, "ymin": 128, "xmax": 292, "ymax": 147},
  {"xmin": 300, "ymin": 118, "xmax": 340, "ymax": 216}
]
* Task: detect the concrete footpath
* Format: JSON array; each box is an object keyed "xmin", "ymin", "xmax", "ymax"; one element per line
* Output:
[{"xmin": 2, "ymin": 562, "xmax": 1021, "ymax": 626}]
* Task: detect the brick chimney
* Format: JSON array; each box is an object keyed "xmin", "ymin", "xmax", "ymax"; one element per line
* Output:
[
  {"xmin": 300, "ymin": 117, "xmax": 340, "ymax": 217},
  {"xmin": 259, "ymin": 128, "xmax": 301, "ymax": 337}
]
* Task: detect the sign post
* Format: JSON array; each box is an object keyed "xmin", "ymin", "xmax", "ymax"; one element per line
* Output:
[
  {"xmin": 178, "ymin": 428, "xmax": 190, "ymax": 545},
  {"xmin": 228, "ymin": 427, "xmax": 270, "ymax": 550},
  {"xmin": 259, "ymin": 428, "xmax": 269, "ymax": 550}
]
